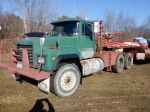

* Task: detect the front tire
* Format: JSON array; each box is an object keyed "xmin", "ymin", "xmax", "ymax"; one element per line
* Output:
[
  {"xmin": 112, "ymin": 54, "xmax": 124, "ymax": 73},
  {"xmin": 52, "ymin": 64, "xmax": 81, "ymax": 97}
]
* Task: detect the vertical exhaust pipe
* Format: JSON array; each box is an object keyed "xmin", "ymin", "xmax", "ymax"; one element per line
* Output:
[{"xmin": 38, "ymin": 37, "xmax": 45, "ymax": 74}]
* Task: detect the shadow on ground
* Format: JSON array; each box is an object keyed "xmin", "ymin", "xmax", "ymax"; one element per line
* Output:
[
  {"xmin": 134, "ymin": 58, "xmax": 150, "ymax": 65},
  {"xmin": 29, "ymin": 98, "xmax": 55, "ymax": 112}
]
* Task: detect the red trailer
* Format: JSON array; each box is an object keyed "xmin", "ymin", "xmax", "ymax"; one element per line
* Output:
[{"xmin": 93, "ymin": 20, "xmax": 150, "ymax": 73}]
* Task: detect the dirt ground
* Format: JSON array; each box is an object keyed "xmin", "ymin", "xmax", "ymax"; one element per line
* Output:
[
  {"xmin": 0, "ymin": 40, "xmax": 150, "ymax": 112},
  {"xmin": 0, "ymin": 54, "xmax": 150, "ymax": 112}
]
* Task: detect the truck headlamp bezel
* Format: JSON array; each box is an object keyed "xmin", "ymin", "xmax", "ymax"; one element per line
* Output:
[{"xmin": 37, "ymin": 55, "xmax": 46, "ymax": 65}]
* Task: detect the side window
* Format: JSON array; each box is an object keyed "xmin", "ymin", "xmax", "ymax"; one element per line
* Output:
[{"xmin": 82, "ymin": 23, "xmax": 92, "ymax": 36}]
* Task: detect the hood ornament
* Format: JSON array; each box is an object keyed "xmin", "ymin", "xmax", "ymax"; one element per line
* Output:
[{"xmin": 25, "ymin": 35, "xmax": 29, "ymax": 40}]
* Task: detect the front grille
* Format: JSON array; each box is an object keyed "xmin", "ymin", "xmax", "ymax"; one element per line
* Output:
[{"xmin": 17, "ymin": 44, "xmax": 33, "ymax": 66}]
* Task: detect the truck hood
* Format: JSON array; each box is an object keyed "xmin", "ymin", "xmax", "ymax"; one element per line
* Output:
[
  {"xmin": 16, "ymin": 36, "xmax": 59, "ymax": 47},
  {"xmin": 16, "ymin": 37, "xmax": 40, "ymax": 45},
  {"xmin": 16, "ymin": 35, "xmax": 77, "ymax": 54}
]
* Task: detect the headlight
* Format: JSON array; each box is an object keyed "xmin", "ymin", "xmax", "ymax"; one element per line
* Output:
[{"xmin": 38, "ymin": 57, "xmax": 45, "ymax": 64}]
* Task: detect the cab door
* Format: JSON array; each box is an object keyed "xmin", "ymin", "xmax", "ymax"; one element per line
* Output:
[{"xmin": 80, "ymin": 22, "xmax": 95, "ymax": 59}]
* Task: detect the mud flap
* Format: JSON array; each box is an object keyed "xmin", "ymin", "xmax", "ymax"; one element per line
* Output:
[
  {"xmin": 38, "ymin": 77, "xmax": 50, "ymax": 93},
  {"xmin": 12, "ymin": 74, "xmax": 20, "ymax": 80}
]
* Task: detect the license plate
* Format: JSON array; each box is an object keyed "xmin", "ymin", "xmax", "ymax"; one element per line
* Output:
[{"xmin": 17, "ymin": 61, "xmax": 22, "ymax": 69}]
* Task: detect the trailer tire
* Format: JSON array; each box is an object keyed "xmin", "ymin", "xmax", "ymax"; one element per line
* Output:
[
  {"xmin": 124, "ymin": 53, "xmax": 132, "ymax": 70},
  {"xmin": 51, "ymin": 64, "xmax": 81, "ymax": 97},
  {"xmin": 112, "ymin": 54, "xmax": 124, "ymax": 73}
]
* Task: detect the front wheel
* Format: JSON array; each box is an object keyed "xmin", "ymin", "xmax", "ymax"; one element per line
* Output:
[
  {"xmin": 52, "ymin": 64, "xmax": 81, "ymax": 97},
  {"xmin": 112, "ymin": 54, "xmax": 124, "ymax": 73}
]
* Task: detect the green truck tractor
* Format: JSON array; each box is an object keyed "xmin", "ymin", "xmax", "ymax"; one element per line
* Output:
[{"xmin": 1, "ymin": 16, "xmax": 143, "ymax": 97}]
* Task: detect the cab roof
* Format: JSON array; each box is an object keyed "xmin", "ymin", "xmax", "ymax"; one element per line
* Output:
[{"xmin": 51, "ymin": 17, "xmax": 91, "ymax": 24}]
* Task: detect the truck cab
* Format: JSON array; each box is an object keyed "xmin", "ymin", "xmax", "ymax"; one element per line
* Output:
[
  {"xmin": 16, "ymin": 17, "xmax": 95, "ymax": 72},
  {"xmin": 51, "ymin": 17, "xmax": 95, "ymax": 59}
]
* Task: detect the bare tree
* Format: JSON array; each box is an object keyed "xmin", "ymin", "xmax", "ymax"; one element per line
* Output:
[
  {"xmin": 76, "ymin": 6, "xmax": 89, "ymax": 19},
  {"xmin": 0, "ymin": 1, "xmax": 65, "ymax": 38},
  {"xmin": 103, "ymin": 10, "xmax": 116, "ymax": 32},
  {"xmin": 31, "ymin": 0, "xmax": 52, "ymax": 32},
  {"xmin": 102, "ymin": 11, "xmax": 137, "ymax": 40},
  {"xmin": 121, "ymin": 15, "xmax": 136, "ymax": 40},
  {"xmin": 140, "ymin": 15, "xmax": 150, "ymax": 39},
  {"xmin": 14, "ymin": 0, "xmax": 35, "ymax": 33},
  {"xmin": 145, "ymin": 15, "xmax": 150, "ymax": 29},
  {"xmin": 14, "ymin": 0, "xmax": 61, "ymax": 33}
]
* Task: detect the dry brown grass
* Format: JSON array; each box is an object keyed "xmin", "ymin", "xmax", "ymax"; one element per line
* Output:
[
  {"xmin": 0, "ymin": 62, "xmax": 150, "ymax": 112},
  {"xmin": 1, "ymin": 39, "xmax": 17, "ymax": 54}
]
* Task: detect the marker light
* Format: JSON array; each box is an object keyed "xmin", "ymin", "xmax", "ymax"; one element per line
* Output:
[
  {"xmin": 52, "ymin": 57, "xmax": 56, "ymax": 60},
  {"xmin": 49, "ymin": 44, "xmax": 55, "ymax": 49},
  {"xmin": 76, "ymin": 16, "xmax": 80, "ymax": 19}
]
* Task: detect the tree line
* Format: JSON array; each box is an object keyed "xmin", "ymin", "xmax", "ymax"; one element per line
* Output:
[
  {"xmin": 102, "ymin": 10, "xmax": 150, "ymax": 40},
  {"xmin": 0, "ymin": 0, "xmax": 61, "ymax": 39},
  {"xmin": 0, "ymin": 0, "xmax": 150, "ymax": 40}
]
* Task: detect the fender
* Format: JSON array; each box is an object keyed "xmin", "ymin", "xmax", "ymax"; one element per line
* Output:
[
  {"xmin": 123, "ymin": 47, "xmax": 145, "ymax": 58},
  {"xmin": 52, "ymin": 54, "xmax": 80, "ymax": 71}
]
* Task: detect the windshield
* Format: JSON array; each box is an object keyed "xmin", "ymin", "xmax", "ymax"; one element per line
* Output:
[
  {"xmin": 52, "ymin": 22, "xmax": 79, "ymax": 36},
  {"xmin": 138, "ymin": 39, "xmax": 147, "ymax": 44}
]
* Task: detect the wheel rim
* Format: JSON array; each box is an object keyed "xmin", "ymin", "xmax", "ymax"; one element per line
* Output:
[{"xmin": 60, "ymin": 71, "xmax": 76, "ymax": 91}]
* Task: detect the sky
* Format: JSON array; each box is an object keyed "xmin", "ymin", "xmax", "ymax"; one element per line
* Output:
[
  {"xmin": 1, "ymin": 0, "xmax": 150, "ymax": 26},
  {"xmin": 53, "ymin": 0, "xmax": 150, "ymax": 26}
]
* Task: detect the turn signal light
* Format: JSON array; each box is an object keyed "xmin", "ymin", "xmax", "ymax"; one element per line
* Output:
[
  {"xmin": 57, "ymin": 15, "xmax": 68, "ymax": 20},
  {"xmin": 76, "ymin": 16, "xmax": 80, "ymax": 19},
  {"xmin": 49, "ymin": 44, "xmax": 55, "ymax": 49}
]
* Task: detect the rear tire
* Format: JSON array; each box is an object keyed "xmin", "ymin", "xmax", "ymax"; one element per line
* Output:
[
  {"xmin": 112, "ymin": 54, "xmax": 124, "ymax": 73},
  {"xmin": 51, "ymin": 64, "xmax": 81, "ymax": 97},
  {"xmin": 124, "ymin": 53, "xmax": 132, "ymax": 70}
]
